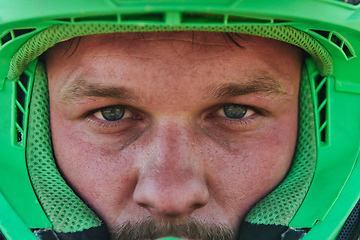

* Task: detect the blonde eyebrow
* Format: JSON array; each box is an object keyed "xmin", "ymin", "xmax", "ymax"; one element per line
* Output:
[
  {"xmin": 207, "ymin": 76, "xmax": 286, "ymax": 100},
  {"xmin": 60, "ymin": 79, "xmax": 136, "ymax": 104}
]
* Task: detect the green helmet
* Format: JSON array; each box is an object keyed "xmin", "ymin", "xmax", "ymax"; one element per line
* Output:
[{"xmin": 0, "ymin": 0, "xmax": 359, "ymax": 239}]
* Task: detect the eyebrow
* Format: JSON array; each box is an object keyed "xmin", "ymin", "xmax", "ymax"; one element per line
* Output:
[
  {"xmin": 60, "ymin": 75, "xmax": 286, "ymax": 104},
  {"xmin": 60, "ymin": 79, "xmax": 136, "ymax": 104},
  {"xmin": 207, "ymin": 75, "xmax": 286, "ymax": 100}
]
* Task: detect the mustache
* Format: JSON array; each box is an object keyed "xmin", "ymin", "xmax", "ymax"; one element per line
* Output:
[{"xmin": 110, "ymin": 217, "xmax": 234, "ymax": 240}]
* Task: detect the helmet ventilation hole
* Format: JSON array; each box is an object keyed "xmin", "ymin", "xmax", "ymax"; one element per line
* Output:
[
  {"xmin": 313, "ymin": 73, "xmax": 328, "ymax": 145},
  {"xmin": 0, "ymin": 29, "xmax": 36, "ymax": 47},
  {"xmin": 310, "ymin": 29, "xmax": 355, "ymax": 60},
  {"xmin": 15, "ymin": 72, "xmax": 30, "ymax": 145}
]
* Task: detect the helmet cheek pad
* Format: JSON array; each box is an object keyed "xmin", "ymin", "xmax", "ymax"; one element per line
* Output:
[
  {"xmin": 27, "ymin": 62, "xmax": 106, "ymax": 236},
  {"xmin": 239, "ymin": 61, "xmax": 317, "ymax": 233}
]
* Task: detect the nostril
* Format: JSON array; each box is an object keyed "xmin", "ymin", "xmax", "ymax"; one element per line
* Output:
[
  {"xmin": 193, "ymin": 203, "xmax": 207, "ymax": 210},
  {"xmin": 137, "ymin": 202, "xmax": 149, "ymax": 209}
]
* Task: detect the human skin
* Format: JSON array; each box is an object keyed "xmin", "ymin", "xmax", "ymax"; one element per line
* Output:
[{"xmin": 45, "ymin": 32, "xmax": 303, "ymax": 239}]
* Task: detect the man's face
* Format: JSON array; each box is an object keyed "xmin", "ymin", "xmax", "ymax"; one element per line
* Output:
[{"xmin": 46, "ymin": 32, "xmax": 302, "ymax": 239}]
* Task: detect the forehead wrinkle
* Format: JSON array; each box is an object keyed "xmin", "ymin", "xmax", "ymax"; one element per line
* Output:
[
  {"xmin": 97, "ymin": 32, "xmax": 243, "ymax": 55},
  {"xmin": 59, "ymin": 79, "xmax": 136, "ymax": 105},
  {"xmin": 106, "ymin": 31, "xmax": 236, "ymax": 45},
  {"xmin": 206, "ymin": 75, "xmax": 287, "ymax": 100}
]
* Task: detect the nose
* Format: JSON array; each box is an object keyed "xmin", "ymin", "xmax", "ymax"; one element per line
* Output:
[{"xmin": 133, "ymin": 122, "xmax": 209, "ymax": 218}]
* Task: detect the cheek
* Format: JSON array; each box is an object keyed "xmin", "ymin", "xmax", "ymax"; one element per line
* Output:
[
  {"xmin": 204, "ymin": 114, "xmax": 297, "ymax": 222},
  {"xmin": 50, "ymin": 111, "xmax": 138, "ymax": 219}
]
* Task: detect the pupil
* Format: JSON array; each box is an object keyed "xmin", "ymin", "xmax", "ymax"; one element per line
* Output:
[
  {"xmin": 101, "ymin": 106, "xmax": 125, "ymax": 121},
  {"xmin": 223, "ymin": 104, "xmax": 247, "ymax": 119}
]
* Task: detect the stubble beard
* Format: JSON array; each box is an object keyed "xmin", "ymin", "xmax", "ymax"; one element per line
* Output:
[{"xmin": 110, "ymin": 216, "xmax": 234, "ymax": 240}]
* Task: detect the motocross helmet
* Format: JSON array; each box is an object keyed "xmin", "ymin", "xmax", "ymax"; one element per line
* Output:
[{"xmin": 0, "ymin": 0, "xmax": 359, "ymax": 239}]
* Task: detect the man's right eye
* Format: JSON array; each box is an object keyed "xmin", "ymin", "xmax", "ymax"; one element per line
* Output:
[{"xmin": 93, "ymin": 105, "xmax": 126, "ymax": 121}]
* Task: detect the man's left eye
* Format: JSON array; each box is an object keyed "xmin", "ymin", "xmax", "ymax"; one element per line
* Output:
[
  {"xmin": 217, "ymin": 104, "xmax": 255, "ymax": 119},
  {"xmin": 93, "ymin": 105, "xmax": 126, "ymax": 121}
]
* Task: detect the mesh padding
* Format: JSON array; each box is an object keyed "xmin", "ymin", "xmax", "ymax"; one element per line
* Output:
[
  {"xmin": 245, "ymin": 66, "xmax": 317, "ymax": 226},
  {"xmin": 336, "ymin": 199, "xmax": 360, "ymax": 240},
  {"xmin": 8, "ymin": 23, "xmax": 332, "ymax": 81},
  {"xmin": 26, "ymin": 62, "xmax": 102, "ymax": 233}
]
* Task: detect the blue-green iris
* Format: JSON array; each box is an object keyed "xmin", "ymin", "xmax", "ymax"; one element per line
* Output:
[
  {"xmin": 101, "ymin": 106, "xmax": 125, "ymax": 121},
  {"xmin": 223, "ymin": 104, "xmax": 247, "ymax": 119}
]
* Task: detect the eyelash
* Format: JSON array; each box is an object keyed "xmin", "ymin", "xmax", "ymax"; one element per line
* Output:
[
  {"xmin": 86, "ymin": 116, "xmax": 123, "ymax": 128},
  {"xmin": 209, "ymin": 104, "xmax": 260, "ymax": 120},
  {"xmin": 86, "ymin": 106, "xmax": 137, "ymax": 128},
  {"xmin": 221, "ymin": 116, "xmax": 256, "ymax": 126}
]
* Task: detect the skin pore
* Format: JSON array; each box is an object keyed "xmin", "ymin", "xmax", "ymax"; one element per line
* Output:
[{"xmin": 45, "ymin": 32, "xmax": 303, "ymax": 240}]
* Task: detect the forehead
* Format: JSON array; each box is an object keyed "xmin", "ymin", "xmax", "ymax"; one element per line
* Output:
[
  {"xmin": 45, "ymin": 32, "xmax": 303, "ymax": 100},
  {"xmin": 46, "ymin": 31, "xmax": 302, "ymax": 65}
]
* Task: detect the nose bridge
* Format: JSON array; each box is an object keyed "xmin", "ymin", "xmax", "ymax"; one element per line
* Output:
[
  {"xmin": 133, "ymin": 118, "xmax": 209, "ymax": 217},
  {"xmin": 146, "ymin": 119, "xmax": 199, "ymax": 187},
  {"xmin": 155, "ymin": 119, "xmax": 190, "ymax": 165}
]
